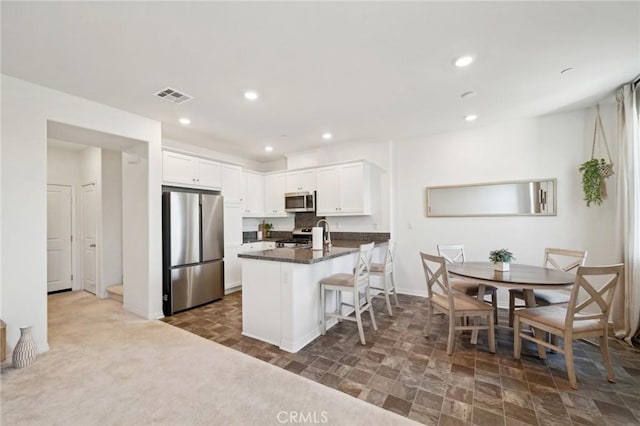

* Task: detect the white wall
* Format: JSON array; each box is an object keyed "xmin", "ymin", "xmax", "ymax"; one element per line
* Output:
[
  {"xmin": 393, "ymin": 105, "xmax": 619, "ymax": 303},
  {"xmin": 102, "ymin": 149, "xmax": 123, "ymax": 292},
  {"xmin": 1, "ymin": 75, "xmax": 162, "ymax": 355}
]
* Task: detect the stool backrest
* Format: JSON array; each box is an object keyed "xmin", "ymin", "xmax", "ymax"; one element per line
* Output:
[
  {"xmin": 437, "ymin": 244, "xmax": 466, "ymax": 264},
  {"xmin": 544, "ymin": 248, "xmax": 587, "ymax": 273},
  {"xmin": 355, "ymin": 242, "xmax": 375, "ymax": 288},
  {"xmin": 382, "ymin": 239, "xmax": 395, "ymax": 273}
]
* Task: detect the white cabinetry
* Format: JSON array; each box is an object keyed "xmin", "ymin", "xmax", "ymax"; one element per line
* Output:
[
  {"xmin": 242, "ymin": 171, "xmax": 265, "ymax": 217},
  {"xmin": 221, "ymin": 164, "xmax": 243, "ymax": 203},
  {"xmin": 162, "ymin": 151, "xmax": 222, "ymax": 189},
  {"xmin": 316, "ymin": 162, "xmax": 371, "ymax": 216},
  {"xmin": 264, "ymin": 173, "xmax": 290, "ymax": 217},
  {"xmin": 286, "ymin": 169, "xmax": 317, "ymax": 192},
  {"xmin": 225, "ymin": 241, "xmax": 276, "ymax": 292}
]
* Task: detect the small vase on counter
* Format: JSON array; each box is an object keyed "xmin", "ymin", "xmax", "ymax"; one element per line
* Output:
[
  {"xmin": 13, "ymin": 326, "xmax": 37, "ymax": 368},
  {"xmin": 493, "ymin": 262, "xmax": 510, "ymax": 272}
]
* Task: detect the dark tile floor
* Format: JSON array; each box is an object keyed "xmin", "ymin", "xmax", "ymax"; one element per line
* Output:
[{"xmin": 162, "ymin": 292, "xmax": 640, "ymax": 426}]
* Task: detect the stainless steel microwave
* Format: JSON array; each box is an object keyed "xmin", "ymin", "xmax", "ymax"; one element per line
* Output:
[{"xmin": 284, "ymin": 191, "xmax": 316, "ymax": 213}]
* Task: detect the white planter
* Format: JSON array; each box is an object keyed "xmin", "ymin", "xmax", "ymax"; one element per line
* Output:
[{"xmin": 493, "ymin": 262, "xmax": 510, "ymax": 272}]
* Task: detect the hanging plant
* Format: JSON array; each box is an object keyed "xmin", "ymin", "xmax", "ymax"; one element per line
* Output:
[
  {"xmin": 579, "ymin": 105, "xmax": 613, "ymax": 207},
  {"xmin": 579, "ymin": 158, "xmax": 606, "ymax": 206}
]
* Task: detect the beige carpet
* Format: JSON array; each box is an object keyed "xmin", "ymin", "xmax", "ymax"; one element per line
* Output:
[{"xmin": 1, "ymin": 291, "xmax": 417, "ymax": 426}]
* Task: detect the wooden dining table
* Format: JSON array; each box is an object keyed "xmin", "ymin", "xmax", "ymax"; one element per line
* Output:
[{"xmin": 447, "ymin": 262, "xmax": 576, "ymax": 350}]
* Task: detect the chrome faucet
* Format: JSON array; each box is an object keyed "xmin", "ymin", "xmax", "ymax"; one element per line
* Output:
[{"xmin": 315, "ymin": 219, "xmax": 332, "ymax": 250}]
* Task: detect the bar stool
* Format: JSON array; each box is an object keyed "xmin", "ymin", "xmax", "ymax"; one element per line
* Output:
[
  {"xmin": 369, "ymin": 239, "xmax": 399, "ymax": 316},
  {"xmin": 320, "ymin": 242, "xmax": 377, "ymax": 345}
]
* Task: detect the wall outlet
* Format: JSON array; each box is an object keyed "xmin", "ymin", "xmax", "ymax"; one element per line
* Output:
[{"xmin": 334, "ymin": 222, "xmax": 340, "ymax": 229}]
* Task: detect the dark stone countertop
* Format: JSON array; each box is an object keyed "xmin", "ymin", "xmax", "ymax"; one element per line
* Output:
[
  {"xmin": 238, "ymin": 246, "xmax": 359, "ymax": 264},
  {"xmin": 237, "ymin": 240, "xmax": 387, "ymax": 264}
]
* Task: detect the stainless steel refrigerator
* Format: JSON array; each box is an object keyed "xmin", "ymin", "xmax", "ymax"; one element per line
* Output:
[{"xmin": 162, "ymin": 188, "xmax": 224, "ymax": 316}]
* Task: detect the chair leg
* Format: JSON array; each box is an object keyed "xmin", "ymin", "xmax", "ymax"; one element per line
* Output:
[
  {"xmin": 390, "ymin": 271, "xmax": 400, "ymax": 306},
  {"xmin": 337, "ymin": 291, "xmax": 342, "ymax": 322},
  {"xmin": 366, "ymin": 287, "xmax": 378, "ymax": 331},
  {"xmin": 600, "ymin": 332, "xmax": 616, "ymax": 383},
  {"xmin": 534, "ymin": 327, "xmax": 547, "ymax": 360},
  {"xmin": 424, "ymin": 302, "xmax": 433, "ymax": 338},
  {"xmin": 488, "ymin": 312, "xmax": 496, "ymax": 354},
  {"xmin": 492, "ymin": 293, "xmax": 498, "ymax": 325},
  {"xmin": 508, "ymin": 291, "xmax": 515, "ymax": 328},
  {"xmin": 381, "ymin": 274, "xmax": 393, "ymax": 316},
  {"xmin": 564, "ymin": 338, "xmax": 577, "ymax": 390},
  {"xmin": 513, "ymin": 315, "xmax": 521, "ymax": 359},
  {"xmin": 446, "ymin": 313, "xmax": 456, "ymax": 355},
  {"xmin": 354, "ymin": 291, "xmax": 366, "ymax": 345},
  {"xmin": 320, "ymin": 286, "xmax": 327, "ymax": 335}
]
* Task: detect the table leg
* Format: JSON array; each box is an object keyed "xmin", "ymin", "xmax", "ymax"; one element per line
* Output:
[
  {"xmin": 523, "ymin": 289, "xmax": 547, "ymax": 359},
  {"xmin": 470, "ymin": 284, "xmax": 486, "ymax": 345}
]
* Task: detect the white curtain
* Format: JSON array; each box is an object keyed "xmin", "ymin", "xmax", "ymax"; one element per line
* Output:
[{"xmin": 612, "ymin": 83, "xmax": 640, "ymax": 344}]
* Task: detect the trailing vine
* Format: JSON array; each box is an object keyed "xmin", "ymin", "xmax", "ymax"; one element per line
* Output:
[{"xmin": 579, "ymin": 158, "xmax": 606, "ymax": 206}]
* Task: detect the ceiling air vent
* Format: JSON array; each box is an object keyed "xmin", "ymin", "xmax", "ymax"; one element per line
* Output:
[{"xmin": 154, "ymin": 87, "xmax": 193, "ymax": 104}]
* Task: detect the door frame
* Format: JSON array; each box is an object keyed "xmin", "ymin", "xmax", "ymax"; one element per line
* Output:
[
  {"xmin": 81, "ymin": 181, "xmax": 100, "ymax": 296},
  {"xmin": 47, "ymin": 183, "xmax": 76, "ymax": 292}
]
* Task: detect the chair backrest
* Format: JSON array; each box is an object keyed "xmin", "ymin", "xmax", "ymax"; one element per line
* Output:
[
  {"xmin": 565, "ymin": 264, "xmax": 624, "ymax": 329},
  {"xmin": 437, "ymin": 244, "xmax": 466, "ymax": 264},
  {"xmin": 382, "ymin": 239, "xmax": 395, "ymax": 273},
  {"xmin": 354, "ymin": 242, "xmax": 375, "ymax": 288},
  {"xmin": 544, "ymin": 248, "xmax": 587, "ymax": 272},
  {"xmin": 420, "ymin": 252, "xmax": 453, "ymax": 305}
]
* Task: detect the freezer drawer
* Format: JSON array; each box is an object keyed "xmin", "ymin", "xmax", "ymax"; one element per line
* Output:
[{"xmin": 170, "ymin": 260, "xmax": 224, "ymax": 313}]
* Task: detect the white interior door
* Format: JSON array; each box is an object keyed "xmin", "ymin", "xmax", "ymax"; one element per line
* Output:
[
  {"xmin": 47, "ymin": 184, "xmax": 73, "ymax": 292},
  {"xmin": 82, "ymin": 183, "xmax": 97, "ymax": 294}
]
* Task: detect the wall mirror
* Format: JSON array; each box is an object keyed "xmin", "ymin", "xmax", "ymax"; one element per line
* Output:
[{"xmin": 426, "ymin": 179, "xmax": 556, "ymax": 217}]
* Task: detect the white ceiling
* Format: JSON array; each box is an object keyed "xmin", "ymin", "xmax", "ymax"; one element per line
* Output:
[{"xmin": 2, "ymin": 2, "xmax": 639, "ymax": 162}]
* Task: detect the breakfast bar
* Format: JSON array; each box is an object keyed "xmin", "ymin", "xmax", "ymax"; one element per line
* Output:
[{"xmin": 239, "ymin": 245, "xmax": 382, "ymax": 352}]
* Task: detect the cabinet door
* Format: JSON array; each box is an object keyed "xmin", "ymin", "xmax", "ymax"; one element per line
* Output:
[
  {"xmin": 222, "ymin": 164, "xmax": 243, "ymax": 203},
  {"xmin": 264, "ymin": 173, "xmax": 288, "ymax": 216},
  {"xmin": 224, "ymin": 203, "xmax": 243, "ymax": 247},
  {"xmin": 224, "ymin": 246, "xmax": 242, "ymax": 290},
  {"xmin": 339, "ymin": 163, "xmax": 365, "ymax": 213},
  {"xmin": 197, "ymin": 158, "xmax": 222, "ymax": 189},
  {"xmin": 163, "ymin": 151, "xmax": 197, "ymax": 185},
  {"xmin": 285, "ymin": 171, "xmax": 301, "ymax": 193},
  {"xmin": 299, "ymin": 169, "xmax": 317, "ymax": 192},
  {"xmin": 315, "ymin": 166, "xmax": 340, "ymax": 214},
  {"xmin": 243, "ymin": 171, "xmax": 264, "ymax": 217}
]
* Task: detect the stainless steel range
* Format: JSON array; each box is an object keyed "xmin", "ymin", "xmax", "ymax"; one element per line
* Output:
[{"xmin": 275, "ymin": 227, "xmax": 314, "ymax": 248}]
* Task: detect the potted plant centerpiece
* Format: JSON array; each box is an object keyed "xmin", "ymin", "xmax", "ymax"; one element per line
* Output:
[{"xmin": 489, "ymin": 249, "xmax": 515, "ymax": 272}]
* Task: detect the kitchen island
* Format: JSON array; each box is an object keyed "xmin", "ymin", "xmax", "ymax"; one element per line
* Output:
[{"xmin": 238, "ymin": 244, "xmax": 384, "ymax": 352}]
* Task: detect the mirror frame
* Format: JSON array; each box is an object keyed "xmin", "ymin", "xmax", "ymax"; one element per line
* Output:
[{"xmin": 426, "ymin": 178, "xmax": 557, "ymax": 217}]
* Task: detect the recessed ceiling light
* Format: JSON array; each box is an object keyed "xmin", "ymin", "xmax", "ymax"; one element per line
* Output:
[
  {"xmin": 322, "ymin": 132, "xmax": 333, "ymax": 140},
  {"xmin": 464, "ymin": 114, "xmax": 478, "ymax": 122},
  {"xmin": 560, "ymin": 67, "xmax": 574, "ymax": 75},
  {"xmin": 244, "ymin": 90, "xmax": 259, "ymax": 101},
  {"xmin": 178, "ymin": 117, "xmax": 191, "ymax": 125},
  {"xmin": 264, "ymin": 145, "xmax": 273, "ymax": 152},
  {"xmin": 454, "ymin": 55, "xmax": 474, "ymax": 67},
  {"xmin": 460, "ymin": 91, "xmax": 476, "ymax": 99}
]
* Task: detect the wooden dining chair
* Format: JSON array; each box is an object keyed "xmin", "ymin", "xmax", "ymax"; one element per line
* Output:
[
  {"xmin": 420, "ymin": 252, "xmax": 495, "ymax": 355},
  {"xmin": 508, "ymin": 248, "xmax": 587, "ymax": 327},
  {"xmin": 437, "ymin": 244, "xmax": 498, "ymax": 324},
  {"xmin": 513, "ymin": 264, "xmax": 623, "ymax": 389}
]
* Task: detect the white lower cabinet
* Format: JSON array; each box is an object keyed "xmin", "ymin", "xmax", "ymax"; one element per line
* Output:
[{"xmin": 225, "ymin": 241, "xmax": 276, "ymax": 292}]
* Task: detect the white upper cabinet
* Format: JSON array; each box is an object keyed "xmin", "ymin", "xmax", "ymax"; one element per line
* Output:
[
  {"xmin": 264, "ymin": 172, "xmax": 290, "ymax": 217},
  {"xmin": 286, "ymin": 169, "xmax": 317, "ymax": 193},
  {"xmin": 221, "ymin": 164, "xmax": 243, "ymax": 203},
  {"xmin": 162, "ymin": 151, "xmax": 222, "ymax": 189},
  {"xmin": 242, "ymin": 171, "xmax": 264, "ymax": 217},
  {"xmin": 316, "ymin": 162, "xmax": 371, "ymax": 216}
]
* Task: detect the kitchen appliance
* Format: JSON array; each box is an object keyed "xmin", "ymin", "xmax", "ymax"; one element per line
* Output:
[
  {"xmin": 162, "ymin": 188, "xmax": 224, "ymax": 316},
  {"xmin": 284, "ymin": 191, "xmax": 316, "ymax": 213},
  {"xmin": 275, "ymin": 227, "xmax": 313, "ymax": 248}
]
